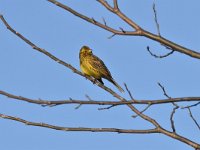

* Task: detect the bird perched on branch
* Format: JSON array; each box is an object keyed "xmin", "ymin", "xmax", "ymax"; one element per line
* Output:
[{"xmin": 79, "ymin": 46, "xmax": 124, "ymax": 92}]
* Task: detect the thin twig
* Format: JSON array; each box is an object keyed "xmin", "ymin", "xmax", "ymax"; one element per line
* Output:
[
  {"xmin": 85, "ymin": 94, "xmax": 92, "ymax": 101},
  {"xmin": 119, "ymin": 27, "xmax": 126, "ymax": 33},
  {"xmin": 152, "ymin": 1, "xmax": 161, "ymax": 36},
  {"xmin": 124, "ymin": 83, "xmax": 134, "ymax": 100},
  {"xmin": 158, "ymin": 83, "xmax": 179, "ymax": 132},
  {"xmin": 181, "ymin": 102, "xmax": 200, "ymax": 109},
  {"xmin": 158, "ymin": 82, "xmax": 171, "ymax": 99},
  {"xmin": 147, "ymin": 46, "xmax": 174, "ymax": 58},
  {"xmin": 187, "ymin": 108, "xmax": 200, "ymax": 130},
  {"xmin": 98, "ymin": 104, "xmax": 117, "ymax": 110},
  {"xmin": 170, "ymin": 103, "xmax": 179, "ymax": 132},
  {"xmin": 132, "ymin": 104, "xmax": 152, "ymax": 118},
  {"xmin": 102, "ymin": 17, "xmax": 107, "ymax": 26},
  {"xmin": 74, "ymin": 104, "xmax": 82, "ymax": 109},
  {"xmin": 108, "ymin": 33, "xmax": 116, "ymax": 39},
  {"xmin": 75, "ymin": 94, "xmax": 93, "ymax": 109}
]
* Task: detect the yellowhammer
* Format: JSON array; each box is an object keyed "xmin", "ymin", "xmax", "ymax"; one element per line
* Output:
[{"xmin": 79, "ymin": 46, "xmax": 124, "ymax": 92}]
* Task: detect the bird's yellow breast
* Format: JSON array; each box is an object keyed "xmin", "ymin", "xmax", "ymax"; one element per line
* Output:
[{"xmin": 80, "ymin": 59, "xmax": 101, "ymax": 79}]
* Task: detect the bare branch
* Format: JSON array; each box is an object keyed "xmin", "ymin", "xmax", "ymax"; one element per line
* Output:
[
  {"xmin": 0, "ymin": 113, "xmax": 157, "ymax": 134},
  {"xmin": 0, "ymin": 112, "xmax": 199, "ymax": 149},
  {"xmin": 47, "ymin": 0, "xmax": 140, "ymax": 36},
  {"xmin": 1, "ymin": 90, "xmax": 200, "ymax": 106},
  {"xmin": 47, "ymin": 0, "xmax": 200, "ymax": 59}
]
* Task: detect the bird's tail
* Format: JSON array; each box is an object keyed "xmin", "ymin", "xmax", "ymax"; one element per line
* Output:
[{"xmin": 109, "ymin": 78, "xmax": 124, "ymax": 93}]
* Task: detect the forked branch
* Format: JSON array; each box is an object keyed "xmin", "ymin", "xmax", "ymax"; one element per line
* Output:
[{"xmin": 48, "ymin": 0, "xmax": 200, "ymax": 59}]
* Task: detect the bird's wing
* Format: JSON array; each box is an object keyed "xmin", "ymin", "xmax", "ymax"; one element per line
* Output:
[
  {"xmin": 89, "ymin": 55, "xmax": 124, "ymax": 92},
  {"xmin": 88, "ymin": 55, "xmax": 112, "ymax": 78}
]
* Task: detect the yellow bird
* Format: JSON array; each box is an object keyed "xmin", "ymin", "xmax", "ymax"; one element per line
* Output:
[{"xmin": 79, "ymin": 46, "xmax": 124, "ymax": 92}]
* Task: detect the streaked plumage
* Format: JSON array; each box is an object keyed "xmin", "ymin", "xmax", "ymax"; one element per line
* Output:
[{"xmin": 79, "ymin": 46, "xmax": 124, "ymax": 92}]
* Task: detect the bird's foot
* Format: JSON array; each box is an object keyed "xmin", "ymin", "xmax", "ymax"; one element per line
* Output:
[
  {"xmin": 92, "ymin": 79, "xmax": 98, "ymax": 84},
  {"xmin": 83, "ymin": 74, "xmax": 90, "ymax": 80}
]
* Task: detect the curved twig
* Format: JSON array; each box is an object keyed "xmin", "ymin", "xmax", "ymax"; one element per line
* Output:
[{"xmin": 147, "ymin": 46, "xmax": 174, "ymax": 58}]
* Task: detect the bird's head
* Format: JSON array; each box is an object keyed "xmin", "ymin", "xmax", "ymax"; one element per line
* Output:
[{"xmin": 80, "ymin": 46, "xmax": 93, "ymax": 56}]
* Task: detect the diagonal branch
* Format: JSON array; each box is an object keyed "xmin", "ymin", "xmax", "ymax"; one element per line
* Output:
[
  {"xmin": 47, "ymin": 0, "xmax": 139, "ymax": 36},
  {"xmin": 48, "ymin": 0, "xmax": 200, "ymax": 59},
  {"xmin": 0, "ymin": 15, "xmax": 124, "ymax": 99},
  {"xmin": 0, "ymin": 113, "xmax": 157, "ymax": 134},
  {"xmin": 0, "ymin": 15, "xmax": 82, "ymax": 76}
]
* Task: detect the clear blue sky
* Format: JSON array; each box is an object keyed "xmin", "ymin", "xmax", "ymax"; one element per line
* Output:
[{"xmin": 0, "ymin": 1, "xmax": 199, "ymax": 150}]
